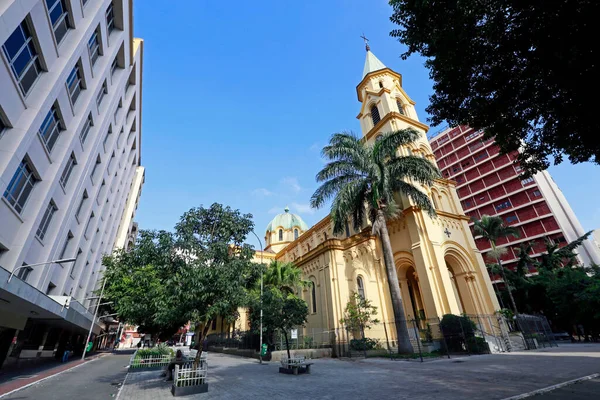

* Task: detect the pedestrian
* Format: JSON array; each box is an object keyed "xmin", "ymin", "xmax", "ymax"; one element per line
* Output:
[{"xmin": 62, "ymin": 341, "xmax": 72, "ymax": 363}]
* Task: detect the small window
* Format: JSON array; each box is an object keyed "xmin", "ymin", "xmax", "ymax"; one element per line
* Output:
[
  {"xmin": 474, "ymin": 152, "xmax": 487, "ymax": 162},
  {"xmin": 311, "ymin": 281, "xmax": 317, "ymax": 313},
  {"xmin": 111, "ymin": 56, "xmax": 118, "ymax": 76},
  {"xmin": 505, "ymin": 215, "xmax": 518, "ymax": 224},
  {"xmin": 106, "ymin": 2, "xmax": 115, "ymax": 34},
  {"xmin": 75, "ymin": 190, "xmax": 88, "ymax": 221},
  {"xmin": 345, "ymin": 221, "xmax": 351, "ymax": 238},
  {"xmin": 96, "ymin": 80, "xmax": 108, "ymax": 108},
  {"xmin": 88, "ymin": 27, "xmax": 101, "ymax": 66},
  {"xmin": 46, "ymin": 282, "xmax": 56, "ymax": 295},
  {"xmin": 80, "ymin": 113, "xmax": 93, "ymax": 144},
  {"xmin": 370, "ymin": 105, "xmax": 380, "ymax": 126},
  {"xmin": 2, "ymin": 20, "xmax": 43, "ymax": 95},
  {"xmin": 0, "ymin": 115, "xmax": 7, "ymax": 137},
  {"xmin": 278, "ymin": 229, "xmax": 283, "ymax": 241},
  {"xmin": 66, "ymin": 62, "xmax": 84, "ymax": 105},
  {"xmin": 294, "ymin": 229, "xmax": 299, "ymax": 240},
  {"xmin": 84, "ymin": 212, "xmax": 95, "ymax": 239},
  {"xmin": 3, "ymin": 159, "xmax": 38, "ymax": 214},
  {"xmin": 59, "ymin": 231, "xmax": 74, "ymax": 259},
  {"xmin": 532, "ymin": 190, "xmax": 541, "ymax": 197},
  {"xmin": 357, "ymin": 276, "xmax": 365, "ymax": 299},
  {"xmin": 38, "ymin": 105, "xmax": 63, "ymax": 153},
  {"xmin": 103, "ymin": 126, "xmax": 112, "ymax": 152},
  {"xmin": 46, "ymin": 0, "xmax": 71, "ymax": 45},
  {"xmin": 521, "ymin": 177, "xmax": 534, "ymax": 185},
  {"xmin": 60, "ymin": 152, "xmax": 77, "ymax": 188},
  {"xmin": 90, "ymin": 155, "xmax": 101, "ymax": 183},
  {"xmin": 36, "ymin": 200, "xmax": 58, "ymax": 241},
  {"xmin": 495, "ymin": 201, "xmax": 512, "ymax": 211},
  {"xmin": 70, "ymin": 248, "xmax": 82, "ymax": 277},
  {"xmin": 378, "ymin": 81, "xmax": 383, "ymax": 89},
  {"xmin": 396, "ymin": 98, "xmax": 405, "ymax": 115},
  {"xmin": 16, "ymin": 263, "xmax": 33, "ymax": 282}
]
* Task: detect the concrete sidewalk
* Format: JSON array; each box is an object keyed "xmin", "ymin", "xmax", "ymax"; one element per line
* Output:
[{"xmin": 119, "ymin": 343, "xmax": 600, "ymax": 399}]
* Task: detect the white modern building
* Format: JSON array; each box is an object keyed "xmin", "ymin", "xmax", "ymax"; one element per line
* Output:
[{"xmin": 0, "ymin": 0, "xmax": 143, "ymax": 368}]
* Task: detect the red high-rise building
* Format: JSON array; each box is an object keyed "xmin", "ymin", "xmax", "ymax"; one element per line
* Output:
[{"xmin": 429, "ymin": 126, "xmax": 600, "ymax": 272}]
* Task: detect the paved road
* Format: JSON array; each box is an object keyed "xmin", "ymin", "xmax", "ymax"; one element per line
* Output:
[
  {"xmin": 535, "ymin": 377, "xmax": 600, "ymax": 399},
  {"xmin": 120, "ymin": 344, "xmax": 600, "ymax": 399},
  {"xmin": 2, "ymin": 353, "xmax": 130, "ymax": 400}
]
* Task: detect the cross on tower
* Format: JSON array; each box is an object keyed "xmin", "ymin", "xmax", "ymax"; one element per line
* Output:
[
  {"xmin": 444, "ymin": 228, "xmax": 451, "ymax": 238},
  {"xmin": 360, "ymin": 33, "xmax": 370, "ymax": 51}
]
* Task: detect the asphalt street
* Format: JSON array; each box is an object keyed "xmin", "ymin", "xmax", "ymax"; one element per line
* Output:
[{"xmin": 1, "ymin": 353, "xmax": 130, "ymax": 400}]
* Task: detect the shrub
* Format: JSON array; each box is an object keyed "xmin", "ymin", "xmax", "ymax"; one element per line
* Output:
[
  {"xmin": 439, "ymin": 314, "xmax": 477, "ymax": 352},
  {"xmin": 303, "ymin": 336, "xmax": 314, "ymax": 349},
  {"xmin": 350, "ymin": 337, "xmax": 379, "ymax": 351}
]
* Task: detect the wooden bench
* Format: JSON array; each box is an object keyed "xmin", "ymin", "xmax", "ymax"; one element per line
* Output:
[{"xmin": 280, "ymin": 356, "xmax": 314, "ymax": 375}]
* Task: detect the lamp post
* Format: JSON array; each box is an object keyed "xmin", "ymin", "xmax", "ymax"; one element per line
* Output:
[
  {"xmin": 250, "ymin": 230, "xmax": 264, "ymax": 364},
  {"xmin": 81, "ymin": 277, "xmax": 108, "ymax": 360},
  {"xmin": 8, "ymin": 258, "xmax": 77, "ymax": 282}
]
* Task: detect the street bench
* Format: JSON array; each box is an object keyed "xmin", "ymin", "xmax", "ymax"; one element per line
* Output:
[{"xmin": 279, "ymin": 356, "xmax": 314, "ymax": 375}]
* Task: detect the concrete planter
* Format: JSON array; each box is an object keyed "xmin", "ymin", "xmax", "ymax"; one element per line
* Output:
[
  {"xmin": 171, "ymin": 383, "xmax": 208, "ymax": 396},
  {"xmin": 279, "ymin": 366, "xmax": 310, "ymax": 375},
  {"xmin": 128, "ymin": 365, "xmax": 165, "ymax": 373}
]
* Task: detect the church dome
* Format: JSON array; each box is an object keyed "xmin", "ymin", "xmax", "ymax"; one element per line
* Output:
[{"xmin": 266, "ymin": 207, "xmax": 309, "ymax": 233}]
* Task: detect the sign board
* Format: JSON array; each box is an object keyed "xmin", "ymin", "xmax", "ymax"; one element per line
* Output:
[
  {"xmin": 291, "ymin": 329, "xmax": 298, "ymax": 339},
  {"xmin": 261, "ymin": 343, "xmax": 268, "ymax": 356},
  {"xmin": 86, "ymin": 342, "xmax": 93, "ymax": 352}
]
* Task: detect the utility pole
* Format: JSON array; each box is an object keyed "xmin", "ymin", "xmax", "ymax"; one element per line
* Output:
[
  {"xmin": 250, "ymin": 230, "xmax": 264, "ymax": 364},
  {"xmin": 82, "ymin": 277, "xmax": 107, "ymax": 360}
]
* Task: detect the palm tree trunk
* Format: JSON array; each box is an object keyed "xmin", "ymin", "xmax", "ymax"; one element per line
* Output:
[
  {"xmin": 375, "ymin": 210, "xmax": 413, "ymax": 354},
  {"xmin": 493, "ymin": 251, "xmax": 518, "ymax": 314}
]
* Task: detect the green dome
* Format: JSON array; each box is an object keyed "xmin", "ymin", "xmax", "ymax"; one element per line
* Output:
[{"xmin": 266, "ymin": 207, "xmax": 309, "ymax": 233}]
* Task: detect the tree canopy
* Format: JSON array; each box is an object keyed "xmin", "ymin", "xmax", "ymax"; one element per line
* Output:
[{"xmin": 389, "ymin": 0, "xmax": 599, "ymax": 174}]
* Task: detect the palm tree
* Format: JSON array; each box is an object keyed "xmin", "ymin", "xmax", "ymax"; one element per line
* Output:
[
  {"xmin": 263, "ymin": 260, "xmax": 309, "ymax": 295},
  {"xmin": 310, "ymin": 129, "xmax": 440, "ymax": 354},
  {"xmin": 538, "ymin": 231, "xmax": 593, "ymax": 271},
  {"xmin": 473, "ymin": 215, "xmax": 520, "ymax": 313}
]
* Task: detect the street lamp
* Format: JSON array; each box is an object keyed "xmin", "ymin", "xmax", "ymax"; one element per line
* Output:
[
  {"xmin": 250, "ymin": 230, "xmax": 264, "ymax": 364},
  {"xmin": 8, "ymin": 258, "xmax": 77, "ymax": 283}
]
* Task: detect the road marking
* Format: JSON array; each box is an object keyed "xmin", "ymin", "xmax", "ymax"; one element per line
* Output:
[
  {"xmin": 502, "ymin": 373, "xmax": 600, "ymax": 400},
  {"xmin": 114, "ymin": 372, "xmax": 129, "ymax": 400}
]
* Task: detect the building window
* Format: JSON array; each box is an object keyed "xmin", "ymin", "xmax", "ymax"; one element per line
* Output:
[
  {"xmin": 278, "ymin": 229, "xmax": 283, "ymax": 241},
  {"xmin": 96, "ymin": 80, "xmax": 108, "ymax": 108},
  {"xmin": 84, "ymin": 212, "xmax": 95, "ymax": 239},
  {"xmin": 59, "ymin": 152, "xmax": 77, "ymax": 188},
  {"xmin": 111, "ymin": 56, "xmax": 118, "ymax": 76},
  {"xmin": 294, "ymin": 229, "xmax": 298, "ymax": 240},
  {"xmin": 345, "ymin": 221, "xmax": 351, "ymax": 238},
  {"xmin": 59, "ymin": 231, "xmax": 74, "ymax": 258},
  {"xmin": 0, "ymin": 116, "xmax": 7, "ymax": 137},
  {"xmin": 79, "ymin": 113, "xmax": 93, "ymax": 144},
  {"xmin": 532, "ymin": 190, "xmax": 541, "ymax": 198},
  {"xmin": 106, "ymin": 2, "xmax": 115, "ymax": 34},
  {"xmin": 70, "ymin": 248, "xmax": 82, "ymax": 277},
  {"xmin": 66, "ymin": 62, "xmax": 84, "ymax": 104},
  {"xmin": 36, "ymin": 200, "xmax": 57, "ymax": 241},
  {"xmin": 474, "ymin": 152, "xmax": 487, "ymax": 162},
  {"xmin": 465, "ymin": 131, "xmax": 481, "ymax": 141},
  {"xmin": 96, "ymin": 180, "xmax": 106, "ymax": 204},
  {"xmin": 396, "ymin": 98, "xmax": 405, "ymax": 115},
  {"xmin": 90, "ymin": 155, "xmax": 101, "ymax": 182},
  {"xmin": 3, "ymin": 159, "xmax": 38, "ymax": 214},
  {"xmin": 39, "ymin": 105, "xmax": 63, "ymax": 153},
  {"xmin": 311, "ymin": 281, "xmax": 317, "ymax": 313},
  {"xmin": 521, "ymin": 177, "xmax": 534, "ymax": 186},
  {"xmin": 46, "ymin": 0, "xmax": 71, "ymax": 45},
  {"xmin": 357, "ymin": 276, "xmax": 365, "ymax": 299},
  {"xmin": 370, "ymin": 105, "xmax": 380, "ymax": 126},
  {"xmin": 505, "ymin": 215, "xmax": 518, "ymax": 224},
  {"xmin": 17, "ymin": 263, "xmax": 33, "ymax": 282},
  {"xmin": 46, "ymin": 282, "xmax": 56, "ymax": 295},
  {"xmin": 495, "ymin": 200, "xmax": 512, "ymax": 211},
  {"xmin": 88, "ymin": 28, "xmax": 101, "ymax": 66},
  {"xmin": 2, "ymin": 20, "xmax": 43, "ymax": 95},
  {"xmin": 103, "ymin": 126, "xmax": 112, "ymax": 151},
  {"xmin": 75, "ymin": 190, "xmax": 88, "ymax": 221}
]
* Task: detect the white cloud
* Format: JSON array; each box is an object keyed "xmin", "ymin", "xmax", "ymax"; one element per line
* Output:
[
  {"xmin": 309, "ymin": 142, "xmax": 321, "ymax": 153},
  {"xmin": 291, "ymin": 202, "xmax": 315, "ymax": 215},
  {"xmin": 267, "ymin": 207, "xmax": 282, "ymax": 214},
  {"xmin": 252, "ymin": 188, "xmax": 274, "ymax": 197},
  {"xmin": 281, "ymin": 177, "xmax": 302, "ymax": 193}
]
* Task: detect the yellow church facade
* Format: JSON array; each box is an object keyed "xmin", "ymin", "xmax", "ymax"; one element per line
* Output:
[{"xmin": 237, "ymin": 49, "xmax": 501, "ymax": 347}]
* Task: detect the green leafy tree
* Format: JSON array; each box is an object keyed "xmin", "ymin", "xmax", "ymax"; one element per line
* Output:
[
  {"xmin": 340, "ymin": 293, "xmax": 380, "ymax": 356},
  {"xmin": 311, "ymin": 129, "xmax": 440, "ymax": 353},
  {"xmin": 250, "ymin": 287, "xmax": 308, "ymax": 359},
  {"xmin": 102, "ymin": 230, "xmax": 187, "ymax": 338},
  {"xmin": 473, "ymin": 215, "xmax": 520, "ymax": 313},
  {"xmin": 174, "ymin": 203, "xmax": 259, "ymax": 366},
  {"xmin": 389, "ymin": 0, "xmax": 599, "ymax": 175}
]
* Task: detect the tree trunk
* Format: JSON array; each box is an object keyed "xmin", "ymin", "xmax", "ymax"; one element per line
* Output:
[
  {"xmin": 496, "ymin": 256, "xmax": 518, "ymax": 314},
  {"xmin": 193, "ymin": 323, "xmax": 210, "ymax": 368},
  {"xmin": 283, "ymin": 330, "xmax": 291, "ymax": 360},
  {"xmin": 360, "ymin": 324, "xmax": 367, "ymax": 358},
  {"xmin": 374, "ymin": 210, "xmax": 413, "ymax": 354}
]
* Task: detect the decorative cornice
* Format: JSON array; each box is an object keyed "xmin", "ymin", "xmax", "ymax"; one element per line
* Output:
[{"xmin": 356, "ymin": 68, "xmax": 402, "ymax": 100}]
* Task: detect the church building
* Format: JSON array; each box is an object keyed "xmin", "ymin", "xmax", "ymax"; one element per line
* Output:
[{"xmin": 237, "ymin": 47, "xmax": 501, "ymax": 348}]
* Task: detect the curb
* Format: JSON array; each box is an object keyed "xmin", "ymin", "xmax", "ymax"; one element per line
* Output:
[
  {"xmin": 114, "ymin": 371, "xmax": 130, "ymax": 400},
  {"xmin": 0, "ymin": 353, "xmax": 106, "ymax": 399},
  {"xmin": 502, "ymin": 373, "xmax": 600, "ymax": 400}
]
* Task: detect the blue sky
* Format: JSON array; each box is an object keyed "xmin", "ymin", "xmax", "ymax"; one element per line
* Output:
[{"xmin": 132, "ymin": 0, "xmax": 600, "ymax": 249}]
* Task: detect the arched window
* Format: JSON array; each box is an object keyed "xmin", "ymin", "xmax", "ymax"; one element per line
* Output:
[
  {"xmin": 431, "ymin": 193, "xmax": 439, "ymax": 209},
  {"xmin": 357, "ymin": 276, "xmax": 365, "ymax": 299},
  {"xmin": 345, "ymin": 221, "xmax": 351, "ymax": 238},
  {"xmin": 294, "ymin": 229, "xmax": 298, "ymax": 240},
  {"xmin": 278, "ymin": 229, "xmax": 283, "ymax": 241},
  {"xmin": 370, "ymin": 105, "xmax": 380, "ymax": 126},
  {"xmin": 378, "ymin": 81, "xmax": 383, "ymax": 89},
  {"xmin": 375, "ymin": 134, "xmax": 383, "ymax": 142},
  {"xmin": 311, "ymin": 281, "xmax": 317, "ymax": 313},
  {"xmin": 396, "ymin": 98, "xmax": 405, "ymax": 115}
]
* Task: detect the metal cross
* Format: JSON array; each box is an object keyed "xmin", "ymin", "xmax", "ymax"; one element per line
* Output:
[
  {"xmin": 444, "ymin": 228, "xmax": 451, "ymax": 238},
  {"xmin": 360, "ymin": 33, "xmax": 370, "ymax": 51}
]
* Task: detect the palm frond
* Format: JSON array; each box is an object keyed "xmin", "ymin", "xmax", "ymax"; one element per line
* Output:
[
  {"xmin": 330, "ymin": 180, "xmax": 369, "ymax": 235},
  {"xmin": 393, "ymin": 181, "xmax": 436, "ymax": 217},
  {"xmin": 387, "ymin": 155, "xmax": 441, "ymax": 186},
  {"xmin": 373, "ymin": 128, "xmax": 421, "ymax": 162},
  {"xmin": 311, "ymin": 174, "xmax": 367, "ymax": 209}
]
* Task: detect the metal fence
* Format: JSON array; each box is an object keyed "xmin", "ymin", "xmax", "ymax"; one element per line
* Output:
[
  {"xmin": 129, "ymin": 349, "xmax": 172, "ymax": 369},
  {"xmin": 174, "ymin": 361, "xmax": 207, "ymax": 388},
  {"xmin": 515, "ymin": 314, "xmax": 558, "ymax": 350}
]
